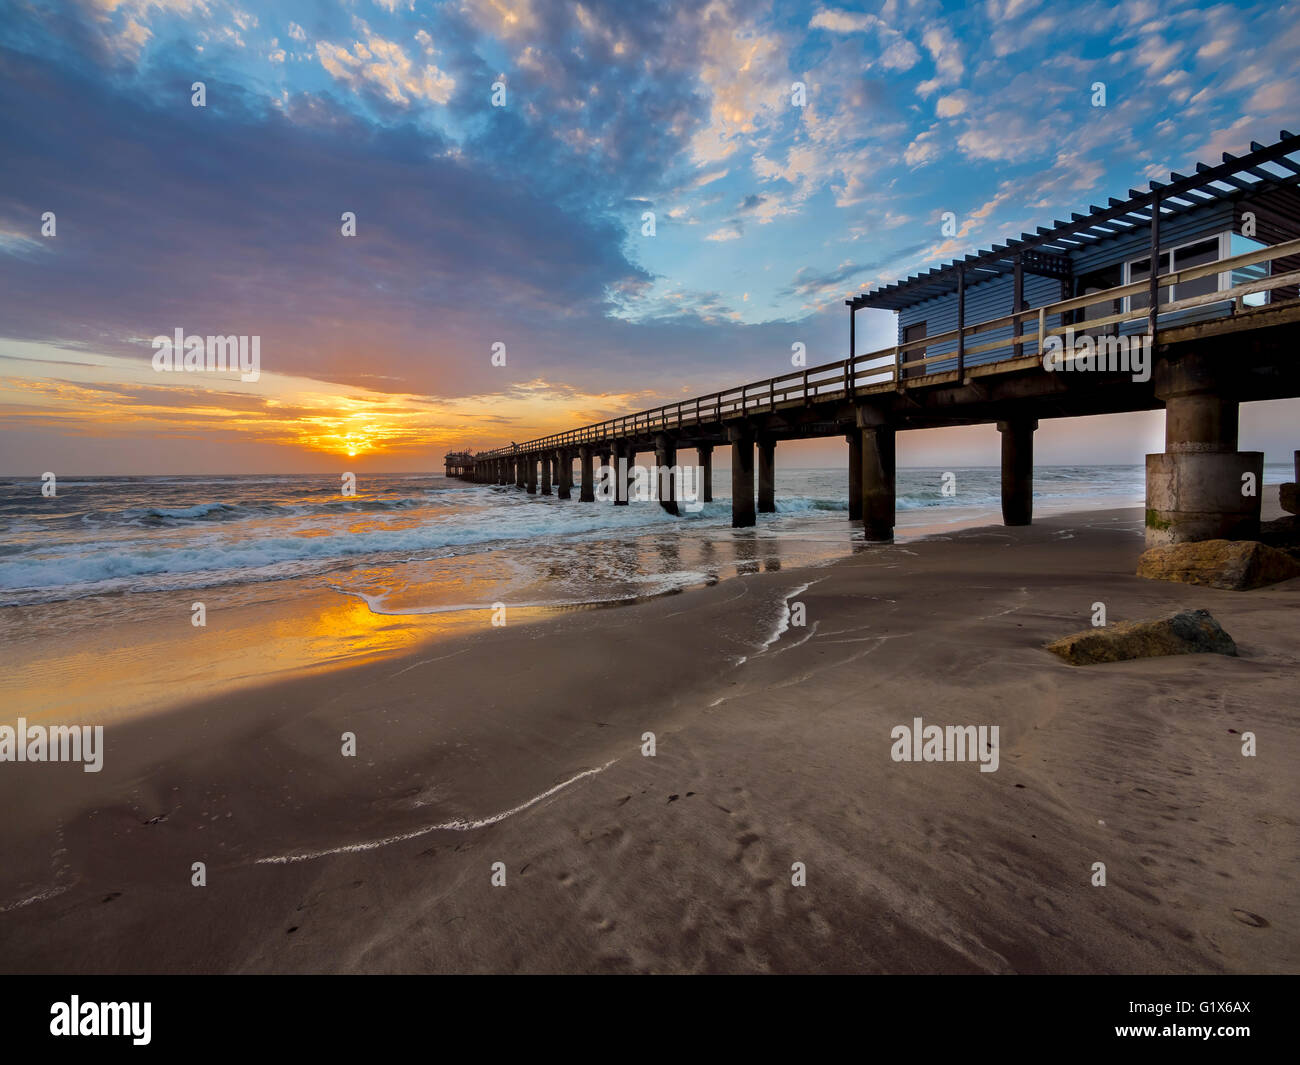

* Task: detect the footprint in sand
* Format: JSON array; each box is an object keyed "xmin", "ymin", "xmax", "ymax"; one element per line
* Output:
[{"xmin": 1231, "ymin": 909, "xmax": 1268, "ymax": 928}]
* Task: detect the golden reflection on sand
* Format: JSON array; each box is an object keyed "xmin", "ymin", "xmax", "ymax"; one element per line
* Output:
[{"xmin": 0, "ymin": 587, "xmax": 559, "ymax": 726}]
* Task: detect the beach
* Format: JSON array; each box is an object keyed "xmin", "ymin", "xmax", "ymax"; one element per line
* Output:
[{"xmin": 1, "ymin": 492, "xmax": 1296, "ymax": 974}]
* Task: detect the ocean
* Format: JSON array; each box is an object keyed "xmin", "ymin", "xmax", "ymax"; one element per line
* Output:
[
  {"xmin": 1, "ymin": 464, "xmax": 1290, "ymax": 721},
  {"xmin": 3, "ymin": 464, "xmax": 1294, "ymax": 609}
]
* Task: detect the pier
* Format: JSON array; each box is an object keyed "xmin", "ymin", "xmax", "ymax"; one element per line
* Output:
[
  {"xmin": 443, "ymin": 451, "xmax": 476, "ymax": 478},
  {"xmin": 450, "ymin": 133, "xmax": 1300, "ymax": 545}
]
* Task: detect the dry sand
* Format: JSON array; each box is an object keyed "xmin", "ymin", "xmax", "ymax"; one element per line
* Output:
[{"xmin": 1, "ymin": 504, "xmax": 1297, "ymax": 973}]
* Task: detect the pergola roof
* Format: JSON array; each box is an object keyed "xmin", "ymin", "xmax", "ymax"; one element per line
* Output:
[{"xmin": 851, "ymin": 129, "xmax": 1300, "ymax": 312}]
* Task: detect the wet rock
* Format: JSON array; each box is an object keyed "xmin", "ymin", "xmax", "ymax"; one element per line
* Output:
[
  {"xmin": 1280, "ymin": 482, "xmax": 1297, "ymax": 516},
  {"xmin": 1046, "ymin": 608, "xmax": 1237, "ymax": 665},
  {"xmin": 1137, "ymin": 539, "xmax": 1300, "ymax": 590}
]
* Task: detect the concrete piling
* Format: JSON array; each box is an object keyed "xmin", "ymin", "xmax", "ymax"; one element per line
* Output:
[
  {"xmin": 758, "ymin": 437, "xmax": 775, "ymax": 514},
  {"xmin": 557, "ymin": 450, "xmax": 572, "ymax": 499},
  {"xmin": 847, "ymin": 430, "xmax": 862, "ymax": 521},
  {"xmin": 1146, "ymin": 354, "xmax": 1262, "ymax": 545},
  {"xmin": 858, "ymin": 415, "xmax": 895, "ymax": 543},
  {"xmin": 997, "ymin": 418, "xmax": 1036, "ymax": 527},
  {"xmin": 698, "ymin": 445, "xmax": 713, "ymax": 503},
  {"xmin": 613, "ymin": 443, "xmax": 629, "ymax": 506},
  {"xmin": 655, "ymin": 433, "xmax": 678, "ymax": 516},
  {"xmin": 729, "ymin": 426, "xmax": 755, "ymax": 529},
  {"xmin": 579, "ymin": 445, "xmax": 595, "ymax": 502}
]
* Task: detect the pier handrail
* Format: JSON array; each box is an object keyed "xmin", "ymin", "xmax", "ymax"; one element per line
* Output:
[{"xmin": 475, "ymin": 237, "xmax": 1300, "ymax": 458}]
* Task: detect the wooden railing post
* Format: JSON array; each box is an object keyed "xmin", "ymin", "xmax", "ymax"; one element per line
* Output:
[
  {"xmin": 956, "ymin": 264, "xmax": 965, "ymax": 378},
  {"xmin": 1013, "ymin": 252, "xmax": 1024, "ymax": 359},
  {"xmin": 1148, "ymin": 190, "xmax": 1162, "ymax": 339}
]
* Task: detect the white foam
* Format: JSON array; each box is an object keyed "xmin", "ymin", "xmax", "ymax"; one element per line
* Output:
[
  {"xmin": 0, "ymin": 884, "xmax": 69, "ymax": 912},
  {"xmin": 254, "ymin": 759, "xmax": 617, "ymax": 865}
]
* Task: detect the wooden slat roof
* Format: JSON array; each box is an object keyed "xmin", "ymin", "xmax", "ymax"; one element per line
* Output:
[{"xmin": 851, "ymin": 129, "xmax": 1300, "ymax": 312}]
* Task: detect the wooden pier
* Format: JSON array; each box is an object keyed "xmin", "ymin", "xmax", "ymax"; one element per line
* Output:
[
  {"xmin": 443, "ymin": 451, "xmax": 476, "ymax": 478},
  {"xmin": 451, "ymin": 132, "xmax": 1300, "ymax": 545}
]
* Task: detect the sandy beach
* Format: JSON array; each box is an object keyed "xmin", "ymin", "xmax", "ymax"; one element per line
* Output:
[{"xmin": 1, "ymin": 497, "xmax": 1296, "ymax": 975}]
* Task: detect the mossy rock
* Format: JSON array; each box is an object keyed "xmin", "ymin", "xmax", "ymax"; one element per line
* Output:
[
  {"xmin": 1046, "ymin": 609, "xmax": 1237, "ymax": 666},
  {"xmin": 1137, "ymin": 539, "xmax": 1300, "ymax": 590}
]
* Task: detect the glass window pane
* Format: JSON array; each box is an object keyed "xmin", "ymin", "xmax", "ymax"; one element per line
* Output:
[
  {"xmin": 1173, "ymin": 239, "xmax": 1219, "ymax": 268},
  {"xmin": 1172, "ymin": 239, "xmax": 1221, "ymax": 301},
  {"xmin": 1230, "ymin": 232, "xmax": 1269, "ymax": 306},
  {"xmin": 1129, "ymin": 252, "xmax": 1169, "ymax": 310}
]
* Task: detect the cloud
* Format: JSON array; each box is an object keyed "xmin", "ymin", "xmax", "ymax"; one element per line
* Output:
[
  {"xmin": 935, "ymin": 92, "xmax": 966, "ymax": 117},
  {"xmin": 903, "ymin": 126, "xmax": 942, "ymax": 167},
  {"xmin": 919, "ymin": 22, "xmax": 963, "ymax": 90},
  {"xmin": 316, "ymin": 33, "xmax": 455, "ymax": 105},
  {"xmin": 810, "ymin": 10, "xmax": 880, "ymax": 34},
  {"xmin": 706, "ymin": 224, "xmax": 743, "ymax": 242},
  {"xmin": 687, "ymin": 3, "xmax": 788, "ymax": 165}
]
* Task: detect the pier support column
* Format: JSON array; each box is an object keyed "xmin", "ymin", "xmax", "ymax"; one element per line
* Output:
[
  {"xmin": 1146, "ymin": 354, "xmax": 1262, "ymax": 545},
  {"xmin": 655, "ymin": 433, "xmax": 678, "ymax": 516},
  {"xmin": 997, "ymin": 418, "xmax": 1036, "ymax": 527},
  {"xmin": 579, "ymin": 446, "xmax": 595, "ymax": 502},
  {"xmin": 698, "ymin": 445, "xmax": 713, "ymax": 503},
  {"xmin": 613, "ymin": 443, "xmax": 629, "ymax": 506},
  {"xmin": 598, "ymin": 449, "xmax": 612, "ymax": 502},
  {"xmin": 557, "ymin": 450, "xmax": 572, "ymax": 499},
  {"xmin": 515, "ymin": 456, "xmax": 525, "ymax": 489},
  {"xmin": 847, "ymin": 430, "xmax": 863, "ymax": 521},
  {"xmin": 526, "ymin": 454, "xmax": 537, "ymax": 494},
  {"xmin": 540, "ymin": 452, "xmax": 552, "ymax": 496},
  {"xmin": 758, "ymin": 437, "xmax": 776, "ymax": 514},
  {"xmin": 857, "ymin": 408, "xmax": 895, "ymax": 542},
  {"xmin": 1282, "ymin": 451, "xmax": 1299, "ymax": 517},
  {"xmin": 729, "ymin": 425, "xmax": 755, "ymax": 528}
]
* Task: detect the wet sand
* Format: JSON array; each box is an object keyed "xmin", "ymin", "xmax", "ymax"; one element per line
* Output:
[{"xmin": 1, "ymin": 502, "xmax": 1297, "ymax": 973}]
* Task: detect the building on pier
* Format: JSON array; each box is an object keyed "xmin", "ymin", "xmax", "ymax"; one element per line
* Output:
[{"xmin": 469, "ymin": 132, "xmax": 1300, "ymax": 545}]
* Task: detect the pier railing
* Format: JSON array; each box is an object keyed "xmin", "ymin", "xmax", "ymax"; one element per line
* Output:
[{"xmin": 477, "ymin": 238, "xmax": 1300, "ymax": 459}]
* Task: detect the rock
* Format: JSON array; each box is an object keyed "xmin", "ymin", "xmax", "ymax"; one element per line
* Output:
[
  {"xmin": 1137, "ymin": 539, "xmax": 1300, "ymax": 590},
  {"xmin": 1259, "ymin": 515, "xmax": 1300, "ymax": 562},
  {"xmin": 1046, "ymin": 609, "xmax": 1237, "ymax": 666},
  {"xmin": 1281, "ymin": 482, "xmax": 1298, "ymax": 516}
]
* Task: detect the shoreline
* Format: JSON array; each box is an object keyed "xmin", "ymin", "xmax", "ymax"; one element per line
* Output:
[
  {"xmin": 0, "ymin": 489, "xmax": 1152, "ymax": 726},
  {"xmin": 2, "ymin": 499, "xmax": 1297, "ymax": 973}
]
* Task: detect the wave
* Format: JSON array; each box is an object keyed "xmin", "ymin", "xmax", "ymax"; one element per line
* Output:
[
  {"xmin": 98, "ymin": 496, "xmax": 430, "ymax": 526},
  {"xmin": 0, "ymin": 499, "xmax": 729, "ymax": 601}
]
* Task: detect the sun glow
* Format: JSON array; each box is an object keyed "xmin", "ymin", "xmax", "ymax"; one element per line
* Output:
[{"xmin": 0, "ymin": 342, "xmax": 672, "ymax": 469}]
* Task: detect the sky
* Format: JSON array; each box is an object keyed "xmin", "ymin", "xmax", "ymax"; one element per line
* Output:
[{"xmin": 0, "ymin": 0, "xmax": 1297, "ymax": 474}]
